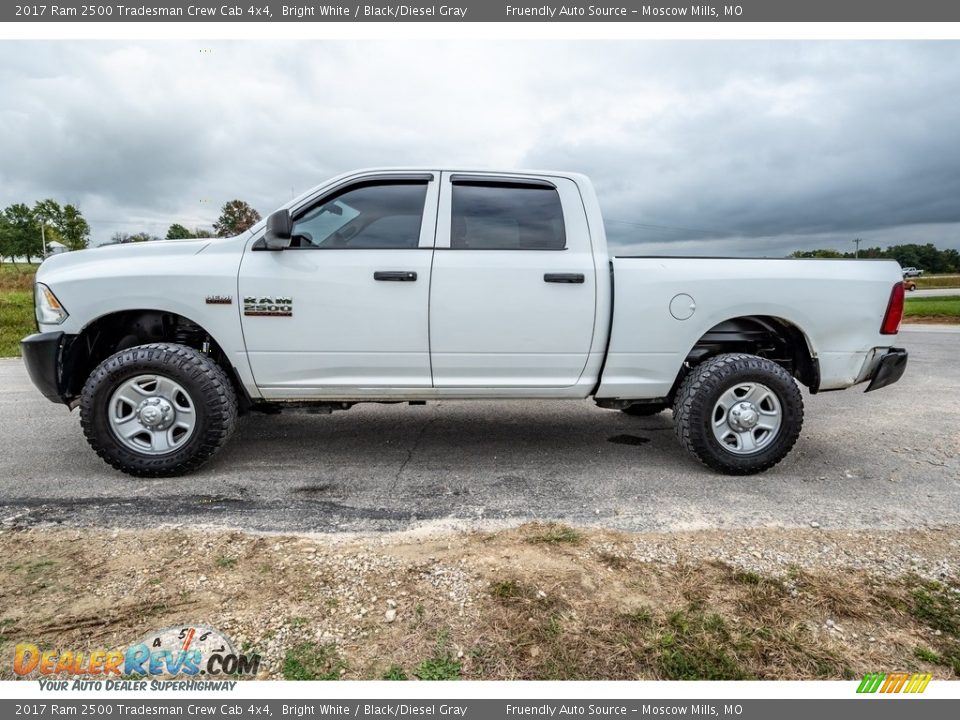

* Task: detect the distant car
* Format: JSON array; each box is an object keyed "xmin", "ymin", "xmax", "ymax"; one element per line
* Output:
[
  {"xmin": 903, "ymin": 279, "xmax": 917, "ymax": 291},
  {"xmin": 902, "ymin": 267, "xmax": 923, "ymax": 278}
]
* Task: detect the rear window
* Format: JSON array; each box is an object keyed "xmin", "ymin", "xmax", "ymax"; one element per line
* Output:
[{"xmin": 450, "ymin": 182, "xmax": 566, "ymax": 250}]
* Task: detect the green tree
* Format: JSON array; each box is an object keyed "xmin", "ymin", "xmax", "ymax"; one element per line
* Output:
[
  {"xmin": 789, "ymin": 242, "xmax": 960, "ymax": 273},
  {"xmin": 128, "ymin": 232, "xmax": 159, "ymax": 243},
  {"xmin": 166, "ymin": 224, "xmax": 215, "ymax": 240},
  {"xmin": 942, "ymin": 248, "xmax": 960, "ymax": 273},
  {"xmin": 31, "ymin": 199, "xmax": 90, "ymax": 252},
  {"xmin": 108, "ymin": 231, "xmax": 159, "ymax": 244},
  {"xmin": 59, "ymin": 204, "xmax": 91, "ymax": 250},
  {"xmin": 32, "ymin": 199, "xmax": 64, "ymax": 254},
  {"xmin": 789, "ymin": 249, "xmax": 846, "ymax": 258},
  {"xmin": 213, "ymin": 199, "xmax": 261, "ymax": 237},
  {"xmin": 0, "ymin": 215, "xmax": 12, "ymax": 264},
  {"xmin": 3, "ymin": 203, "xmax": 42, "ymax": 262},
  {"xmin": 166, "ymin": 223, "xmax": 193, "ymax": 239}
]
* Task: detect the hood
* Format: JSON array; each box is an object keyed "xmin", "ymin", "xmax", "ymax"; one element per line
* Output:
[{"xmin": 36, "ymin": 237, "xmax": 227, "ymax": 284}]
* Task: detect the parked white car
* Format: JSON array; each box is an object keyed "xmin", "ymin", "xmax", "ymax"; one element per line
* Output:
[{"xmin": 22, "ymin": 169, "xmax": 908, "ymax": 477}]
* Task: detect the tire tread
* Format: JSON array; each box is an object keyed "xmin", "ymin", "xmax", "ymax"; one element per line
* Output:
[
  {"xmin": 672, "ymin": 353, "xmax": 804, "ymax": 475},
  {"xmin": 79, "ymin": 343, "xmax": 237, "ymax": 478}
]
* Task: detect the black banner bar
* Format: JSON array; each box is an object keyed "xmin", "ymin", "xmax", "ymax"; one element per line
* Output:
[
  {"xmin": 5, "ymin": 1, "xmax": 960, "ymax": 23},
  {"xmin": 3, "ymin": 699, "xmax": 959, "ymax": 719}
]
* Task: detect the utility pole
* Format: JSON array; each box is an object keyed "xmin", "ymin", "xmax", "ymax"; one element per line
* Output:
[
  {"xmin": 853, "ymin": 237, "xmax": 861, "ymax": 258},
  {"xmin": 40, "ymin": 222, "xmax": 47, "ymax": 258}
]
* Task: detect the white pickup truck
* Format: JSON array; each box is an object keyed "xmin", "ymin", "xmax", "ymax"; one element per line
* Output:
[{"xmin": 21, "ymin": 169, "xmax": 908, "ymax": 478}]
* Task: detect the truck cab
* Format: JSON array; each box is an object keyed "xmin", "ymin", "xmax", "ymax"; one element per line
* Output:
[{"xmin": 238, "ymin": 170, "xmax": 608, "ymax": 397}]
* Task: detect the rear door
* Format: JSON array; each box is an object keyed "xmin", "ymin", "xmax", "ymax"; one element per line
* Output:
[
  {"xmin": 428, "ymin": 173, "xmax": 597, "ymax": 388},
  {"xmin": 239, "ymin": 173, "xmax": 439, "ymax": 396}
]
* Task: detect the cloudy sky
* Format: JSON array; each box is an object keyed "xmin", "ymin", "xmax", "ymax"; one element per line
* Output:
[{"xmin": 1, "ymin": 40, "xmax": 959, "ymax": 255}]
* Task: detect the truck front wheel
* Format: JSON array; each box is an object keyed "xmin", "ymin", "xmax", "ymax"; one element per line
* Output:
[
  {"xmin": 672, "ymin": 353, "xmax": 803, "ymax": 475},
  {"xmin": 80, "ymin": 343, "xmax": 238, "ymax": 477}
]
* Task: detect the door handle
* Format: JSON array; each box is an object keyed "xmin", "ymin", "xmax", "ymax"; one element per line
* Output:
[
  {"xmin": 374, "ymin": 271, "xmax": 417, "ymax": 282},
  {"xmin": 544, "ymin": 273, "xmax": 585, "ymax": 284}
]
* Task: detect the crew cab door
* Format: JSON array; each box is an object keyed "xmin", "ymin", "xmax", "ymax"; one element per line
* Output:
[
  {"xmin": 238, "ymin": 173, "xmax": 439, "ymax": 397},
  {"xmin": 429, "ymin": 173, "xmax": 597, "ymax": 388}
]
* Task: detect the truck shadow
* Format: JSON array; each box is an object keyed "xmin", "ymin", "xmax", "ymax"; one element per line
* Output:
[{"xmin": 221, "ymin": 402, "xmax": 682, "ymax": 472}]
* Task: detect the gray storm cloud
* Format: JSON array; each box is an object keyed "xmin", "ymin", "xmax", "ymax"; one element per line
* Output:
[{"xmin": 0, "ymin": 40, "xmax": 958, "ymax": 254}]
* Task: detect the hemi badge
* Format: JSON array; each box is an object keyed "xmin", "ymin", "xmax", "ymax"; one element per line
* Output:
[{"xmin": 205, "ymin": 295, "xmax": 233, "ymax": 305}]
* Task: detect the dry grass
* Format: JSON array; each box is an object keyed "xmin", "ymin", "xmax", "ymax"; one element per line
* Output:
[
  {"xmin": 1, "ymin": 525, "xmax": 958, "ymax": 681},
  {"xmin": 914, "ymin": 275, "xmax": 960, "ymax": 290},
  {"xmin": 0, "ymin": 264, "xmax": 37, "ymax": 292},
  {"xmin": 470, "ymin": 560, "xmax": 858, "ymax": 681},
  {"xmin": 524, "ymin": 522, "xmax": 584, "ymax": 546},
  {"xmin": 791, "ymin": 571, "xmax": 881, "ymax": 621}
]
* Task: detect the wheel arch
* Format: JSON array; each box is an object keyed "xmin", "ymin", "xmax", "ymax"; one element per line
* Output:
[
  {"xmin": 62, "ymin": 309, "xmax": 252, "ymax": 410},
  {"xmin": 679, "ymin": 315, "xmax": 820, "ymax": 393}
]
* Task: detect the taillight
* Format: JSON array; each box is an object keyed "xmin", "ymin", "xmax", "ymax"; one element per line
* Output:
[{"xmin": 880, "ymin": 282, "xmax": 905, "ymax": 335}]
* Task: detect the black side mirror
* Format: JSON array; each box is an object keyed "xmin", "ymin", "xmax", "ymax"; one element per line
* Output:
[{"xmin": 263, "ymin": 209, "xmax": 292, "ymax": 250}]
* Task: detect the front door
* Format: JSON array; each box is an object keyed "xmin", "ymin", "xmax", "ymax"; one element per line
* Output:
[{"xmin": 239, "ymin": 174, "xmax": 439, "ymax": 397}]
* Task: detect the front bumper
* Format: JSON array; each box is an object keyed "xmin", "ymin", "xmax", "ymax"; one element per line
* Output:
[
  {"xmin": 21, "ymin": 331, "xmax": 76, "ymax": 405},
  {"xmin": 864, "ymin": 347, "xmax": 908, "ymax": 393}
]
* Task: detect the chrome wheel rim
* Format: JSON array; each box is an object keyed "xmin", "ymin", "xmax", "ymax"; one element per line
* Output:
[
  {"xmin": 108, "ymin": 374, "xmax": 196, "ymax": 455},
  {"xmin": 711, "ymin": 381, "xmax": 782, "ymax": 455}
]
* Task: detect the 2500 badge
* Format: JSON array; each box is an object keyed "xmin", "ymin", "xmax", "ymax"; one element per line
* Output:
[{"xmin": 244, "ymin": 296, "xmax": 292, "ymax": 317}]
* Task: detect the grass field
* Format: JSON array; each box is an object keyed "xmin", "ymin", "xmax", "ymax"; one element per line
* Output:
[
  {"xmin": 904, "ymin": 295, "xmax": 960, "ymax": 323},
  {"xmin": 914, "ymin": 275, "xmax": 960, "ymax": 290},
  {"xmin": 0, "ymin": 265, "xmax": 37, "ymax": 357}
]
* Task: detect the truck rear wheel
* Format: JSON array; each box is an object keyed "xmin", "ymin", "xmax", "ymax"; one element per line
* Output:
[
  {"xmin": 80, "ymin": 343, "xmax": 238, "ymax": 478},
  {"xmin": 672, "ymin": 353, "xmax": 803, "ymax": 475}
]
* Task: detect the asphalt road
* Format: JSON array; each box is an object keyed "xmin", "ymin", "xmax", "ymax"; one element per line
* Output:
[
  {"xmin": 910, "ymin": 288, "xmax": 960, "ymax": 297},
  {"xmin": 1, "ymin": 327, "xmax": 958, "ymax": 534}
]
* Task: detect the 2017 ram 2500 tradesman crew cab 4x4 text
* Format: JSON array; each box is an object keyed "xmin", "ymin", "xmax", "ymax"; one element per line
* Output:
[{"xmin": 21, "ymin": 169, "xmax": 908, "ymax": 477}]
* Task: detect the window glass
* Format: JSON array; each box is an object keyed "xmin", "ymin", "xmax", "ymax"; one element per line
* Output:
[
  {"xmin": 291, "ymin": 182, "xmax": 428, "ymax": 249},
  {"xmin": 450, "ymin": 183, "xmax": 566, "ymax": 250}
]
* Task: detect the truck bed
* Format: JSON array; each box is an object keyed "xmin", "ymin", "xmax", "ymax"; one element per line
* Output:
[{"xmin": 595, "ymin": 257, "xmax": 904, "ymax": 399}]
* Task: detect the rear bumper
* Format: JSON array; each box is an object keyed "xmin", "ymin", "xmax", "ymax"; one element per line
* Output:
[
  {"xmin": 20, "ymin": 331, "xmax": 75, "ymax": 405},
  {"xmin": 864, "ymin": 347, "xmax": 908, "ymax": 393}
]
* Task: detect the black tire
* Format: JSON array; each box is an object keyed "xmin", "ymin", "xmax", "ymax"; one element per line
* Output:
[
  {"xmin": 80, "ymin": 343, "xmax": 238, "ymax": 478},
  {"xmin": 672, "ymin": 353, "xmax": 803, "ymax": 475},
  {"xmin": 621, "ymin": 403, "xmax": 668, "ymax": 417}
]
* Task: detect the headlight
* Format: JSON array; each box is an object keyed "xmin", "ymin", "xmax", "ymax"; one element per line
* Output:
[{"xmin": 35, "ymin": 283, "xmax": 69, "ymax": 325}]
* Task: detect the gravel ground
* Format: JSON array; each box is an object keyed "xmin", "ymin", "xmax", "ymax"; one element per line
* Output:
[{"xmin": 2, "ymin": 523, "xmax": 958, "ymax": 680}]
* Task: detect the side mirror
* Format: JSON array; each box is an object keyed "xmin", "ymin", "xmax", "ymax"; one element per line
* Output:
[{"xmin": 263, "ymin": 209, "xmax": 292, "ymax": 250}]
